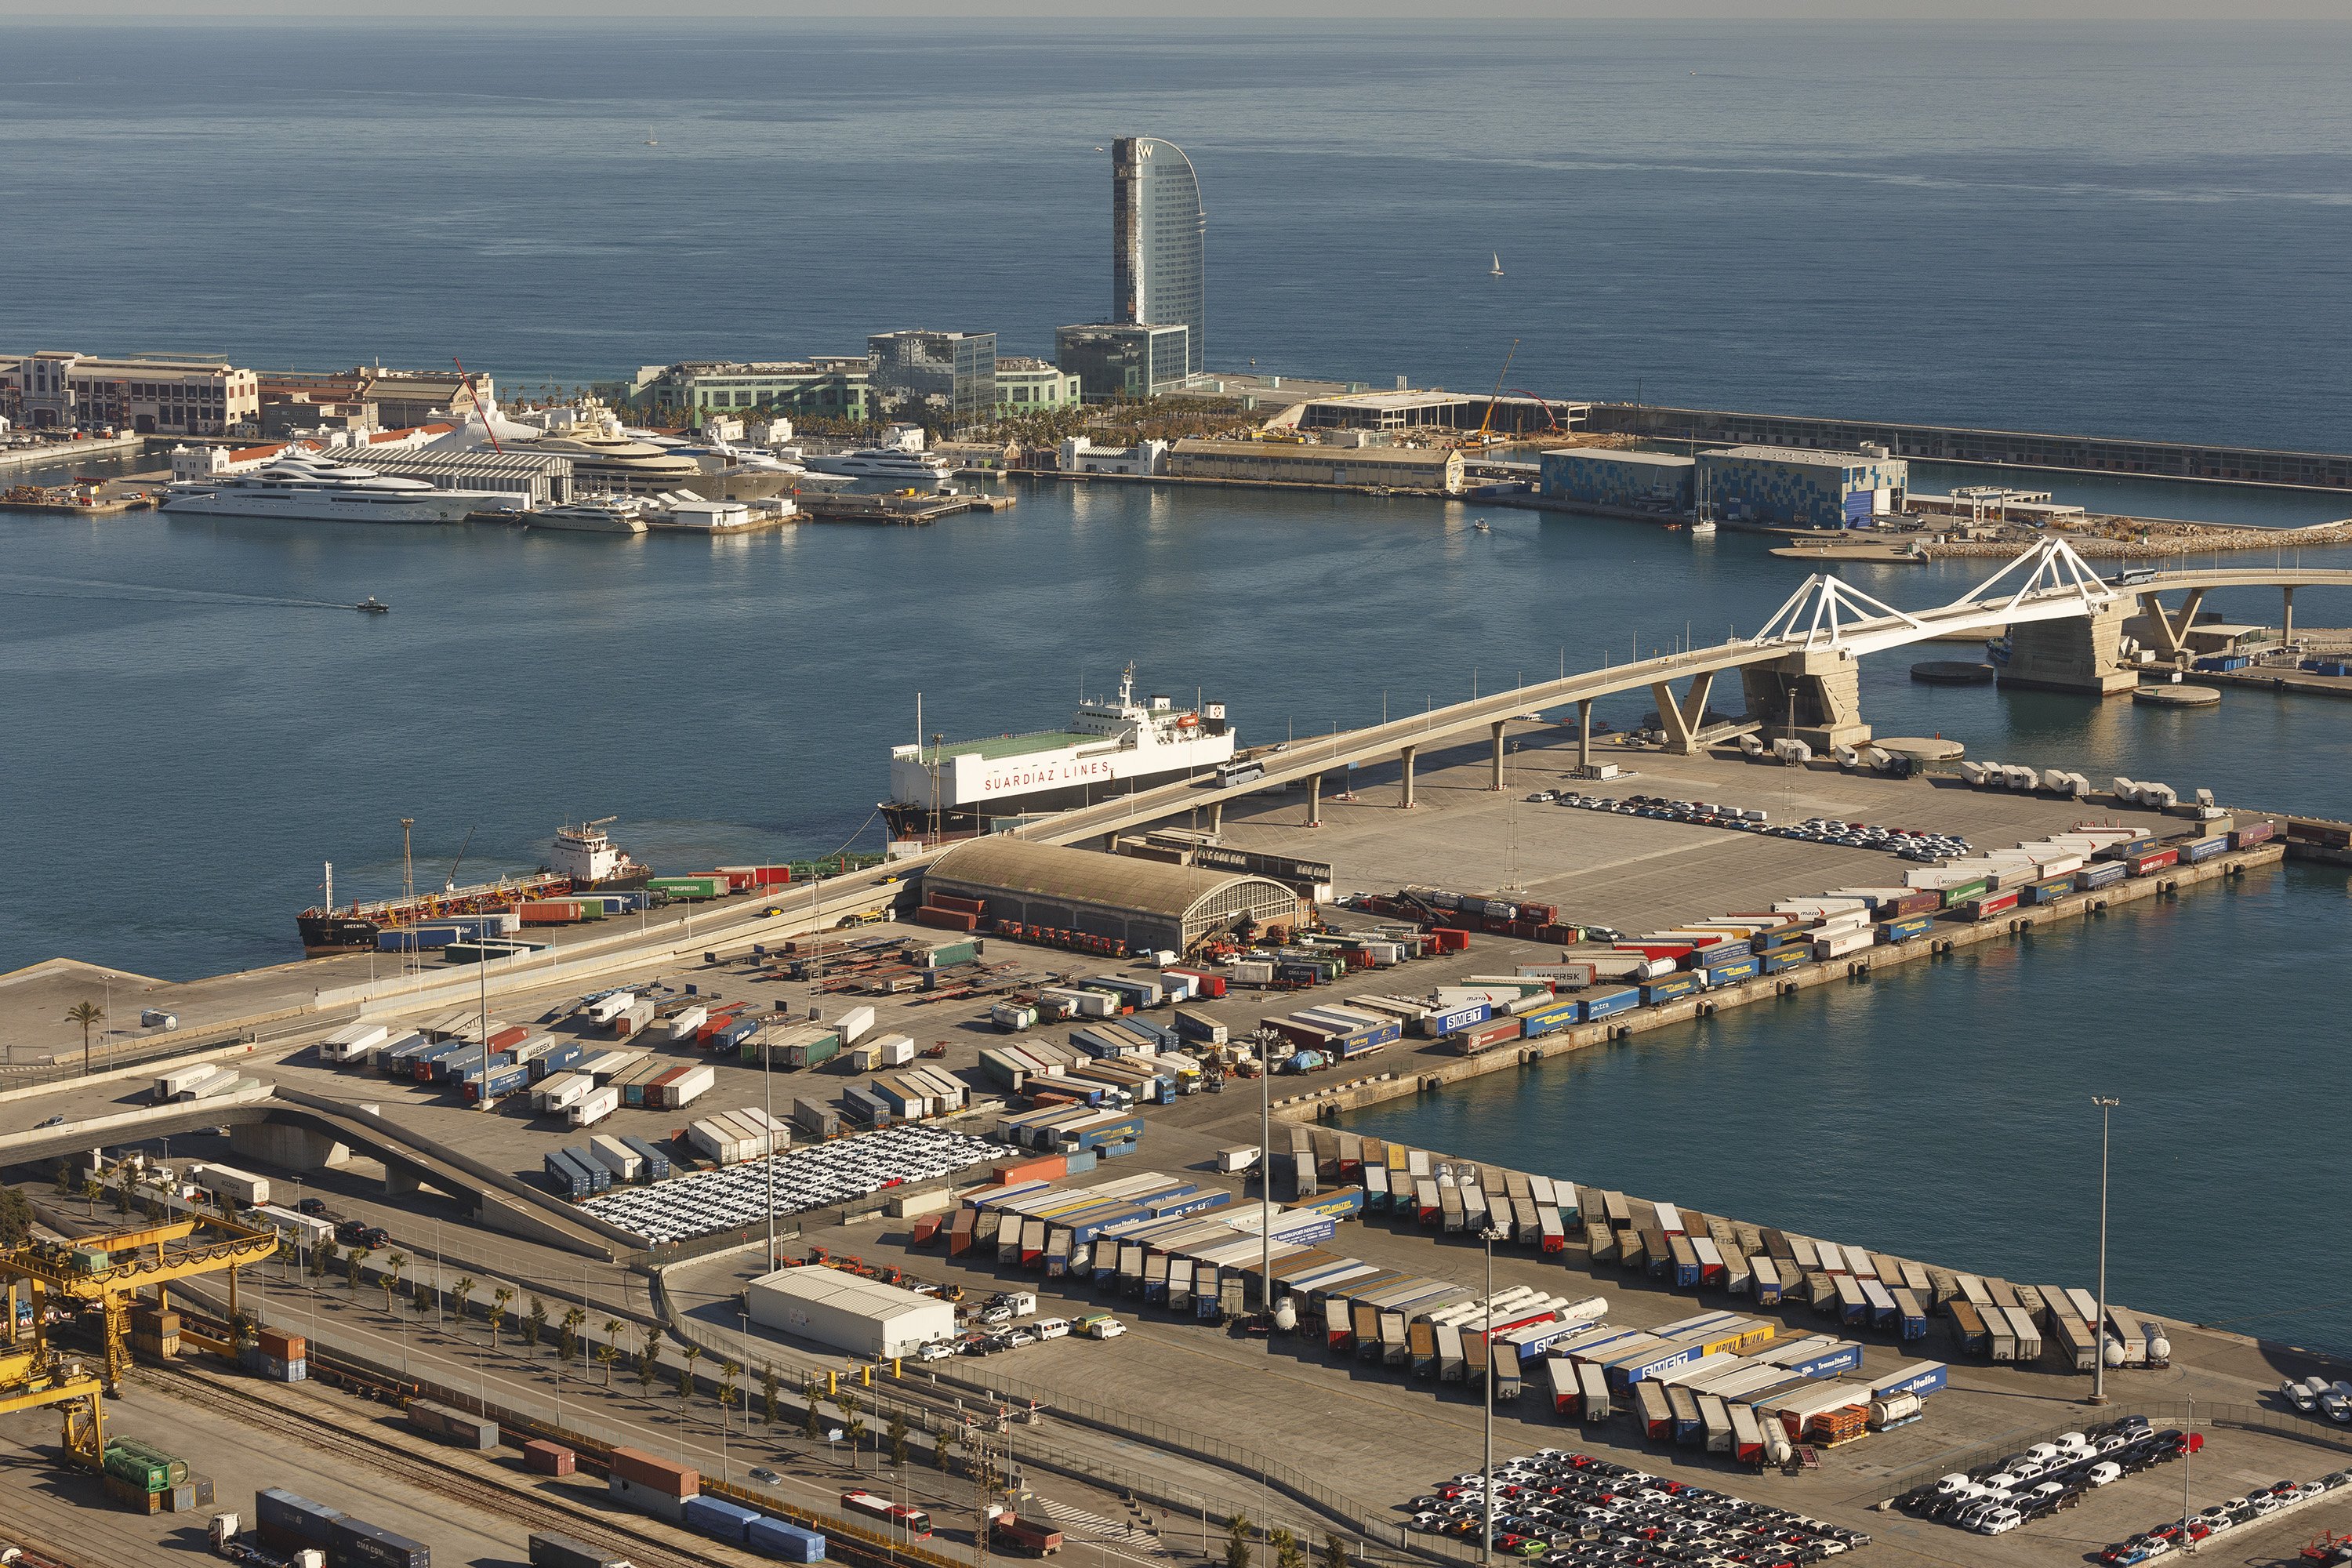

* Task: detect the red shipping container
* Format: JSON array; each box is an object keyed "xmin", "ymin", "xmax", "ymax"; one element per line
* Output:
[
  {"xmin": 1163, "ymin": 966, "xmax": 1225, "ymax": 997},
  {"xmin": 488, "ymin": 1025, "xmax": 529, "ymax": 1052},
  {"xmin": 753, "ymin": 866, "xmax": 793, "ymax": 886},
  {"xmin": 995, "ymin": 1154, "xmax": 1066, "ymax": 1185},
  {"xmin": 523, "ymin": 1439, "xmax": 575, "ymax": 1476},
  {"xmin": 518, "ymin": 900, "xmax": 582, "ymax": 925},
  {"xmin": 928, "ymin": 892, "xmax": 985, "ymax": 916},
  {"xmin": 2125, "ymin": 848, "xmax": 2179, "ymax": 876},
  {"xmin": 1430, "ymin": 927, "xmax": 1470, "ymax": 953},
  {"xmin": 912, "ymin": 1214, "xmax": 944, "ymax": 1246},
  {"xmin": 916, "ymin": 906, "xmax": 981, "ymax": 932},
  {"xmin": 257, "ymin": 1328, "xmax": 306, "ymax": 1360},
  {"xmin": 608, "ymin": 1446, "xmax": 699, "ymax": 1498}
]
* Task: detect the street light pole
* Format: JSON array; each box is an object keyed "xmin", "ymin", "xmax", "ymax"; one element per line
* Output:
[
  {"xmin": 2092, "ymin": 1094, "xmax": 2120, "ymax": 1406},
  {"xmin": 1254, "ymin": 1029, "xmax": 1275, "ymax": 1319},
  {"xmin": 1481, "ymin": 1225, "xmax": 1502, "ymax": 1568},
  {"xmin": 766, "ymin": 1034, "xmax": 776, "ymax": 1272}
]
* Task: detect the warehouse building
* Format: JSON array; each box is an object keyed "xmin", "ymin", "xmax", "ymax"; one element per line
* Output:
[
  {"xmin": 1538, "ymin": 448, "xmax": 1695, "ymax": 513},
  {"xmin": 1167, "ymin": 438, "xmax": 1463, "ymax": 494},
  {"xmin": 1297, "ymin": 390, "xmax": 1472, "ymax": 432},
  {"xmin": 748, "ymin": 1266, "xmax": 956, "ymax": 1359},
  {"xmin": 1694, "ymin": 445, "xmax": 1907, "ymax": 529},
  {"xmin": 924, "ymin": 837, "xmax": 1300, "ymax": 956}
]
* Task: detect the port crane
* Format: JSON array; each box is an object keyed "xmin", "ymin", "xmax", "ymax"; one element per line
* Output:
[
  {"xmin": 1463, "ymin": 339, "xmax": 1520, "ymax": 450},
  {"xmin": 2, "ymin": 1212, "xmax": 278, "ymax": 1469}
]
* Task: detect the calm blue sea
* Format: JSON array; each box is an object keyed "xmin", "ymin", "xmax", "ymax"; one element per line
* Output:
[{"xmin": 3, "ymin": 19, "xmax": 2348, "ymax": 1352}]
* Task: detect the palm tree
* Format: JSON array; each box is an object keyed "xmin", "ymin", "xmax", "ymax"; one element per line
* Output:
[
  {"xmin": 560, "ymin": 1305, "xmax": 587, "ymax": 1367},
  {"xmin": 81, "ymin": 1175, "xmax": 101, "ymax": 1218},
  {"xmin": 490, "ymin": 1287, "xmax": 515, "ymax": 1348},
  {"xmin": 931, "ymin": 1418, "xmax": 957, "ymax": 1472},
  {"xmin": 886, "ymin": 1413, "xmax": 909, "ymax": 1472},
  {"xmin": 65, "ymin": 1001, "xmax": 103, "ymax": 1075},
  {"xmin": 383, "ymin": 1252, "xmax": 408, "ymax": 1313},
  {"xmin": 719, "ymin": 1360, "xmax": 742, "ymax": 1424},
  {"xmin": 760, "ymin": 1364, "xmax": 780, "ymax": 1424},
  {"xmin": 452, "ymin": 1276, "xmax": 477, "ymax": 1326},
  {"xmin": 678, "ymin": 1343, "xmax": 702, "ymax": 1401},
  {"xmin": 524, "ymin": 1296, "xmax": 547, "ymax": 1350},
  {"xmin": 601, "ymin": 1319, "xmax": 626, "ymax": 1385}
]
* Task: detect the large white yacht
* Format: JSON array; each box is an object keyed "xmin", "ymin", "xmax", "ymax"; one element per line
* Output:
[
  {"xmin": 804, "ymin": 447, "xmax": 953, "ymax": 483},
  {"xmin": 161, "ymin": 459, "xmax": 516, "ymax": 524}
]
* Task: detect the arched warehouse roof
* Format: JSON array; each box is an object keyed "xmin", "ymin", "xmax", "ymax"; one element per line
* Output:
[{"xmin": 924, "ymin": 837, "xmax": 1298, "ymax": 953}]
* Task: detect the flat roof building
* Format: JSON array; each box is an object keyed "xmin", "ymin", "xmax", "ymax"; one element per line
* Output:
[
  {"xmin": 925, "ymin": 837, "xmax": 1300, "ymax": 956},
  {"xmin": 1696, "ymin": 445, "xmax": 1908, "ymax": 530},
  {"xmin": 748, "ymin": 1266, "xmax": 956, "ymax": 1359},
  {"xmin": 1540, "ymin": 448, "xmax": 1695, "ymax": 514},
  {"xmin": 1056, "ymin": 322, "xmax": 1190, "ymax": 403},
  {"xmin": 1298, "ymin": 390, "xmax": 1473, "ymax": 432},
  {"xmin": 1167, "ymin": 437, "xmax": 1464, "ymax": 495},
  {"xmin": 626, "ymin": 359, "xmax": 873, "ymax": 423},
  {"xmin": 8, "ymin": 350, "xmax": 260, "ymax": 437},
  {"xmin": 1114, "ymin": 137, "xmax": 1207, "ymax": 376},
  {"xmin": 869, "ymin": 330, "xmax": 996, "ymax": 419}
]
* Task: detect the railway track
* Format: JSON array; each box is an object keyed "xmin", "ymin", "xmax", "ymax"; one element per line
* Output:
[{"xmin": 140, "ymin": 1363, "xmax": 741, "ymax": 1568}]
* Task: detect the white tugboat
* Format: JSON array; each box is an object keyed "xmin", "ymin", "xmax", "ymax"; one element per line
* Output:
[{"xmin": 884, "ymin": 664, "xmax": 1235, "ymax": 838}]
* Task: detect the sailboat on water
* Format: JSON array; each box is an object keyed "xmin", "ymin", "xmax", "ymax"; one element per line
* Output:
[{"xmin": 1489, "ymin": 253, "xmax": 1504, "ymax": 277}]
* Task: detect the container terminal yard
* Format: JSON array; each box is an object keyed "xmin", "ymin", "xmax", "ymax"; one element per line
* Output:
[{"xmin": 7, "ymin": 714, "xmax": 2352, "ymax": 1568}]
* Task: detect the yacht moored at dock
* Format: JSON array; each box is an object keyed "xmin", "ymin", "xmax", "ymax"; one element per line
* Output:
[
  {"xmin": 884, "ymin": 665, "xmax": 1234, "ymax": 839},
  {"xmin": 804, "ymin": 447, "xmax": 954, "ymax": 484},
  {"xmin": 162, "ymin": 459, "xmax": 520, "ymax": 524}
]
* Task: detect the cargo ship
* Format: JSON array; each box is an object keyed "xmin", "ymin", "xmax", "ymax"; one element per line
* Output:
[
  {"xmin": 295, "ymin": 864, "xmax": 571, "ymax": 956},
  {"xmin": 884, "ymin": 665, "xmax": 1233, "ymax": 839},
  {"xmin": 294, "ymin": 819, "xmax": 649, "ymax": 955}
]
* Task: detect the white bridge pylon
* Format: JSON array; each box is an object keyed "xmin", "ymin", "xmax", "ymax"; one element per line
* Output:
[{"xmin": 1749, "ymin": 536, "xmax": 2119, "ymax": 659}]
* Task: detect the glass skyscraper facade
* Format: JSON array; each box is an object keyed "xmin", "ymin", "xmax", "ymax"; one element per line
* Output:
[
  {"xmin": 1112, "ymin": 137, "xmax": 1205, "ymax": 378},
  {"xmin": 867, "ymin": 330, "xmax": 997, "ymax": 418}
]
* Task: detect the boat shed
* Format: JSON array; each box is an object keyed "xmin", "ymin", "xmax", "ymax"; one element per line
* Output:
[{"xmin": 924, "ymin": 837, "xmax": 1300, "ymax": 955}]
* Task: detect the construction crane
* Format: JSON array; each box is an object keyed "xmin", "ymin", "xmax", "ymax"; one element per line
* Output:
[
  {"xmin": 445, "ymin": 825, "xmax": 477, "ymax": 894},
  {"xmin": 452, "ymin": 356, "xmax": 501, "ymax": 454},
  {"xmin": 1503, "ymin": 388, "xmax": 1566, "ymax": 434},
  {"xmin": 1466, "ymin": 339, "xmax": 1520, "ymax": 449},
  {"xmin": 2, "ymin": 1213, "xmax": 278, "ymax": 1469}
]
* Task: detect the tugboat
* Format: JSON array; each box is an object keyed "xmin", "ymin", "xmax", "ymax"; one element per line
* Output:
[{"xmin": 355, "ymin": 597, "xmax": 390, "ymax": 613}]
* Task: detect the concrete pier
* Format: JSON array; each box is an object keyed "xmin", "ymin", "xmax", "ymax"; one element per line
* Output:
[
  {"xmin": 1738, "ymin": 648, "xmax": 1871, "ymax": 749},
  {"xmin": 1998, "ymin": 598, "xmax": 2137, "ymax": 695}
]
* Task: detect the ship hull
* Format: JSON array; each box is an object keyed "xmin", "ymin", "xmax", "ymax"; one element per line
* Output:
[{"xmin": 883, "ymin": 760, "xmax": 1214, "ymax": 839}]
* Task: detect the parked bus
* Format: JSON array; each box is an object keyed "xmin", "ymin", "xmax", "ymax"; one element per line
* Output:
[{"xmin": 843, "ymin": 1490, "xmax": 932, "ymax": 1537}]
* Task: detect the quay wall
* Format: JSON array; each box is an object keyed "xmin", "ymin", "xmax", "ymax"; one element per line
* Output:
[
  {"xmin": 1588, "ymin": 403, "xmax": 2352, "ymax": 492},
  {"xmin": 1273, "ymin": 841, "xmax": 2283, "ymax": 1124}
]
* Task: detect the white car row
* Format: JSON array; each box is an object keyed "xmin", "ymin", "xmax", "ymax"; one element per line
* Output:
[{"xmin": 579, "ymin": 1124, "xmax": 1000, "ymax": 1244}]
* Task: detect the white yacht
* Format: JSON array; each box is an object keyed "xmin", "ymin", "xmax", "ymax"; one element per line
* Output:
[
  {"xmin": 161, "ymin": 459, "xmax": 514, "ymax": 524},
  {"xmin": 525, "ymin": 499, "xmax": 650, "ymax": 535},
  {"xmin": 804, "ymin": 447, "xmax": 953, "ymax": 483}
]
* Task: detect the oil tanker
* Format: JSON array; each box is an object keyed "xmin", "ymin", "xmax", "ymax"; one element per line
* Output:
[{"xmin": 295, "ymin": 819, "xmax": 651, "ymax": 955}]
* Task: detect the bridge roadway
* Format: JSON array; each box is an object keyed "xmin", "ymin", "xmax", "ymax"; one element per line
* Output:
[{"xmin": 10, "ymin": 550, "xmax": 2348, "ymax": 1121}]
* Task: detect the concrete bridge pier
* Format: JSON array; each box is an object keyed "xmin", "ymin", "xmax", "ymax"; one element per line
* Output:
[
  {"xmin": 1305, "ymin": 771, "xmax": 1322, "ymax": 827},
  {"xmin": 1648, "ymin": 673, "xmax": 1718, "ymax": 757},
  {"xmin": 1739, "ymin": 648, "xmax": 1871, "ymax": 750},
  {"xmin": 1399, "ymin": 746, "xmax": 1417, "ymax": 808},
  {"xmin": 1577, "ymin": 699, "xmax": 1594, "ymax": 773},
  {"xmin": 2132, "ymin": 589, "xmax": 2207, "ymax": 659},
  {"xmin": 231, "ymin": 1120, "xmax": 351, "ymax": 1173},
  {"xmin": 2285, "ymin": 586, "xmax": 2296, "ymax": 644},
  {"xmin": 1489, "ymin": 721, "xmax": 1508, "ymax": 789},
  {"xmin": 1206, "ymin": 800, "xmax": 1222, "ymax": 835},
  {"xmin": 2001, "ymin": 599, "xmax": 2137, "ymax": 695}
]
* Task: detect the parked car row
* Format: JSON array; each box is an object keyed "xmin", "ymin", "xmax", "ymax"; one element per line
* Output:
[
  {"xmin": 1403, "ymin": 1448, "xmax": 1864, "ymax": 1566},
  {"xmin": 580, "ymin": 1124, "xmax": 998, "ymax": 1243},
  {"xmin": 918, "ymin": 1300, "xmax": 1123, "ymax": 1362},
  {"xmin": 1893, "ymin": 1418, "xmax": 2190, "ymax": 1536},
  {"xmin": 2098, "ymin": 1468, "xmax": 2352, "ymax": 1563},
  {"xmin": 1539, "ymin": 793, "xmax": 1971, "ymax": 861}
]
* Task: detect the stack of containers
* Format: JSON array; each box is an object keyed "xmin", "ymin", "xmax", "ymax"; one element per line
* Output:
[
  {"xmin": 255, "ymin": 1327, "xmax": 307, "ymax": 1382},
  {"xmin": 687, "ymin": 1107, "xmax": 788, "ymax": 1164},
  {"xmin": 102, "ymin": 1439, "xmax": 188, "ymax": 1513},
  {"xmin": 608, "ymin": 1447, "xmax": 699, "ymax": 1523}
]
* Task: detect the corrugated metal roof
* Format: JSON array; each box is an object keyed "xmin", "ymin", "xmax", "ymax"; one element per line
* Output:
[
  {"xmin": 1704, "ymin": 445, "xmax": 1886, "ymax": 468},
  {"xmin": 1541, "ymin": 447, "xmax": 1693, "ymax": 468},
  {"xmin": 927, "ymin": 837, "xmax": 1288, "ymax": 921}
]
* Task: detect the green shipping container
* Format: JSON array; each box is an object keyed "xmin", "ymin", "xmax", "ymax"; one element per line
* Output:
[
  {"xmin": 786, "ymin": 1033, "xmax": 842, "ymax": 1069},
  {"xmin": 650, "ymin": 877, "xmax": 722, "ymax": 900},
  {"xmin": 1936, "ymin": 879, "xmax": 1991, "ymax": 907}
]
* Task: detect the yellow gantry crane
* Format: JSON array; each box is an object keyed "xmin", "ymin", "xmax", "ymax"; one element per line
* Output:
[{"xmin": 2, "ymin": 1213, "xmax": 279, "ymax": 1468}]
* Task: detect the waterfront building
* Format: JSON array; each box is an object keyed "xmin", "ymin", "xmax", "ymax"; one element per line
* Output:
[
  {"xmin": 6, "ymin": 350, "xmax": 260, "ymax": 436},
  {"xmin": 1058, "ymin": 436, "xmax": 1170, "ymax": 477},
  {"xmin": 625, "ymin": 359, "xmax": 873, "ymax": 423},
  {"xmin": 1113, "ymin": 137, "xmax": 1207, "ymax": 376},
  {"xmin": 1695, "ymin": 445, "xmax": 1908, "ymax": 528},
  {"xmin": 1298, "ymin": 390, "xmax": 1474, "ymax": 432},
  {"xmin": 1054, "ymin": 322, "xmax": 1190, "ymax": 403},
  {"xmin": 995, "ymin": 356, "xmax": 1083, "ymax": 412},
  {"xmin": 1539, "ymin": 448, "xmax": 1697, "ymax": 513},
  {"xmin": 868, "ymin": 330, "xmax": 997, "ymax": 419},
  {"xmin": 1167, "ymin": 437, "xmax": 1463, "ymax": 494}
]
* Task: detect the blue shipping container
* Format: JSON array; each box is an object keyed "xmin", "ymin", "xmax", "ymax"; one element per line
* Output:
[
  {"xmin": 1697, "ymin": 955, "xmax": 1761, "ymax": 985},
  {"xmin": 1579, "ymin": 988, "xmax": 1641, "ymax": 1022},
  {"xmin": 1870, "ymin": 1361, "xmax": 1948, "ymax": 1399},
  {"xmin": 1424, "ymin": 1002, "xmax": 1492, "ymax": 1036},
  {"xmin": 1784, "ymin": 1341, "xmax": 1864, "ymax": 1379},
  {"xmin": 2078, "ymin": 860, "xmax": 2126, "ymax": 889},
  {"xmin": 2180, "ymin": 836, "xmax": 2228, "ymax": 864},
  {"xmin": 747, "ymin": 1516, "xmax": 828, "ymax": 1563},
  {"xmin": 1640, "ymin": 975, "xmax": 1699, "ymax": 1005},
  {"xmin": 619, "ymin": 1134, "xmax": 671, "ymax": 1179},
  {"xmin": 1877, "ymin": 914, "xmax": 1935, "ymax": 942},
  {"xmin": 1760, "ymin": 948, "xmax": 1811, "ymax": 975},
  {"xmin": 2018, "ymin": 876, "xmax": 2077, "ymax": 906},
  {"xmin": 684, "ymin": 1496, "xmax": 761, "ymax": 1543}
]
